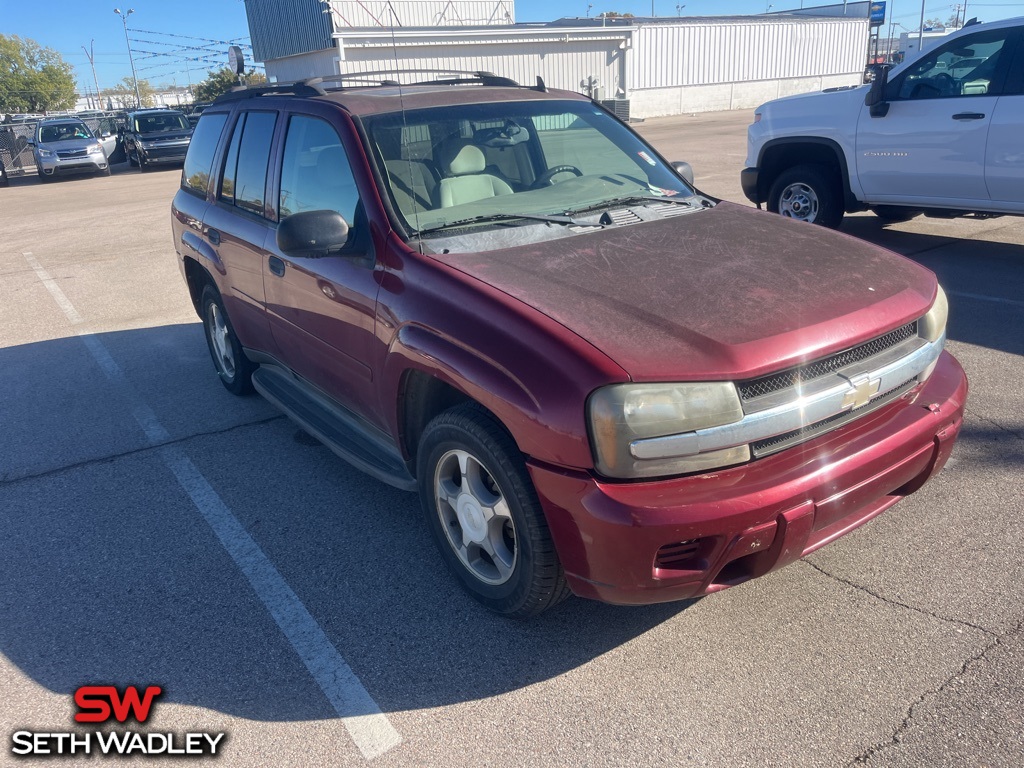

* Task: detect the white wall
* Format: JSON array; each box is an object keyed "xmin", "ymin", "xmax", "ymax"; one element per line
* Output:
[{"xmin": 629, "ymin": 73, "xmax": 861, "ymax": 118}]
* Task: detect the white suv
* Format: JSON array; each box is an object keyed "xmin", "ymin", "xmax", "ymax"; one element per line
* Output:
[{"xmin": 742, "ymin": 17, "xmax": 1024, "ymax": 227}]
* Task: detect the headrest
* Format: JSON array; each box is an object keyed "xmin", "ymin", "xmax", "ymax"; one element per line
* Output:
[{"xmin": 445, "ymin": 144, "xmax": 485, "ymax": 176}]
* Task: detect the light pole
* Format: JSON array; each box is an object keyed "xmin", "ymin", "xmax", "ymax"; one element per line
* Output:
[
  {"xmin": 113, "ymin": 8, "xmax": 142, "ymax": 108},
  {"xmin": 81, "ymin": 40, "xmax": 102, "ymax": 110}
]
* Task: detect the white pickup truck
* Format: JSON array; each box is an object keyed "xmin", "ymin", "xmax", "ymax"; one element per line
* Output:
[{"xmin": 742, "ymin": 16, "xmax": 1024, "ymax": 227}]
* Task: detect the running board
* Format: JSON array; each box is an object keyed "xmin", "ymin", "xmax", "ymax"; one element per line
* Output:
[{"xmin": 251, "ymin": 365, "xmax": 416, "ymax": 492}]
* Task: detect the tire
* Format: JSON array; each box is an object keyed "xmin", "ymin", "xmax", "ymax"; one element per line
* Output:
[
  {"xmin": 417, "ymin": 402, "xmax": 570, "ymax": 618},
  {"xmin": 101, "ymin": 166, "xmax": 112, "ymax": 177},
  {"xmin": 37, "ymin": 169, "xmax": 52, "ymax": 183},
  {"xmin": 200, "ymin": 285, "xmax": 256, "ymax": 396},
  {"xmin": 139, "ymin": 157, "xmax": 150, "ymax": 173},
  {"xmin": 127, "ymin": 148, "xmax": 138, "ymax": 167},
  {"xmin": 768, "ymin": 164, "xmax": 844, "ymax": 229},
  {"xmin": 872, "ymin": 206, "xmax": 919, "ymax": 223}
]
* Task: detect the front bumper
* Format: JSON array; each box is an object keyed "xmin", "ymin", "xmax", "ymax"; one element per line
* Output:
[
  {"xmin": 139, "ymin": 143, "xmax": 189, "ymax": 165},
  {"xmin": 37, "ymin": 155, "xmax": 107, "ymax": 177},
  {"xmin": 529, "ymin": 351, "xmax": 967, "ymax": 605},
  {"xmin": 740, "ymin": 167, "xmax": 760, "ymax": 204}
]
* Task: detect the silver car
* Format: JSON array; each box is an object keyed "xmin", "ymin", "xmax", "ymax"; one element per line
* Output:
[{"xmin": 31, "ymin": 118, "xmax": 116, "ymax": 181}]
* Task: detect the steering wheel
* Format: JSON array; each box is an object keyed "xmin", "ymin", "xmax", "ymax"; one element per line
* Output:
[
  {"xmin": 933, "ymin": 71, "xmax": 956, "ymax": 95},
  {"xmin": 532, "ymin": 164, "xmax": 583, "ymax": 188}
]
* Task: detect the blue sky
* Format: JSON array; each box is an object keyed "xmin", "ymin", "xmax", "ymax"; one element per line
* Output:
[{"xmin": 4, "ymin": 1, "xmax": 1024, "ymax": 93}]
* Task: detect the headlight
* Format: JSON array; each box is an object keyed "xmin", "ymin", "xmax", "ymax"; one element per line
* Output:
[
  {"xmin": 588, "ymin": 382, "xmax": 748, "ymax": 479},
  {"xmin": 919, "ymin": 284, "xmax": 948, "ymax": 380},
  {"xmin": 920, "ymin": 284, "xmax": 948, "ymax": 342},
  {"xmin": 37, "ymin": 148, "xmax": 55, "ymax": 159},
  {"xmin": 87, "ymin": 143, "xmax": 104, "ymax": 155}
]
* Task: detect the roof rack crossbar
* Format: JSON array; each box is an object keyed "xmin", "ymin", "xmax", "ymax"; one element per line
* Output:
[{"xmin": 213, "ymin": 82, "xmax": 327, "ymax": 104}]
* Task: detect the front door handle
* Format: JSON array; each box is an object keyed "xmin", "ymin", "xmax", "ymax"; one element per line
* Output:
[
  {"xmin": 207, "ymin": 228, "xmax": 221, "ymax": 246},
  {"xmin": 952, "ymin": 112, "xmax": 986, "ymax": 120},
  {"xmin": 268, "ymin": 255, "xmax": 286, "ymax": 277}
]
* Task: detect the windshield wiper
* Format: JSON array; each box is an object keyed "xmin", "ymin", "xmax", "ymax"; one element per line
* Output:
[
  {"xmin": 416, "ymin": 212, "xmax": 599, "ymax": 235},
  {"xmin": 564, "ymin": 195, "xmax": 700, "ymax": 216}
]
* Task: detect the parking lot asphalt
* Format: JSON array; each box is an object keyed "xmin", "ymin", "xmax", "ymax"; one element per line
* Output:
[{"xmin": 1, "ymin": 108, "xmax": 1022, "ymax": 767}]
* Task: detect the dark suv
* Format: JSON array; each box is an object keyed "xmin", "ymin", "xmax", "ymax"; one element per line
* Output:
[
  {"xmin": 122, "ymin": 108, "xmax": 193, "ymax": 171},
  {"xmin": 171, "ymin": 72, "xmax": 966, "ymax": 617}
]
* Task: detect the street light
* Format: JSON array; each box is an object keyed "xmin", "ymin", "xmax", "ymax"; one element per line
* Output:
[{"xmin": 113, "ymin": 8, "xmax": 142, "ymax": 108}]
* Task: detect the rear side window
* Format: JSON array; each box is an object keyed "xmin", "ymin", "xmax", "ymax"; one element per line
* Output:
[
  {"xmin": 182, "ymin": 113, "xmax": 227, "ymax": 196},
  {"xmin": 219, "ymin": 111, "xmax": 278, "ymax": 215}
]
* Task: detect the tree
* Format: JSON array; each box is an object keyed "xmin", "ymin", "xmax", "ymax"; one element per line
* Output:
[
  {"xmin": 101, "ymin": 77, "xmax": 156, "ymax": 109},
  {"xmin": 193, "ymin": 68, "xmax": 267, "ymax": 104},
  {"xmin": 0, "ymin": 35, "xmax": 77, "ymax": 113},
  {"xmin": 924, "ymin": 17, "xmax": 946, "ymax": 29}
]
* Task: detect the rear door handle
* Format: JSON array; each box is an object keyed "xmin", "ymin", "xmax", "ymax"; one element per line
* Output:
[
  {"xmin": 268, "ymin": 255, "xmax": 286, "ymax": 277},
  {"xmin": 207, "ymin": 228, "xmax": 221, "ymax": 246},
  {"xmin": 952, "ymin": 112, "xmax": 986, "ymax": 120}
]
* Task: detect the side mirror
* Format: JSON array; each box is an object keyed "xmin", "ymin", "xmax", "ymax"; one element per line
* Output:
[
  {"xmin": 671, "ymin": 160, "xmax": 695, "ymax": 186},
  {"xmin": 26, "ymin": 140, "xmax": 35, "ymax": 147},
  {"xmin": 100, "ymin": 131, "xmax": 112, "ymax": 138},
  {"xmin": 865, "ymin": 66, "xmax": 891, "ymax": 118},
  {"xmin": 277, "ymin": 210, "xmax": 350, "ymax": 258}
]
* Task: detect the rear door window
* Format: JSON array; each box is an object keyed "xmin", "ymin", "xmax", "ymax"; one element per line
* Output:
[{"xmin": 219, "ymin": 111, "xmax": 278, "ymax": 217}]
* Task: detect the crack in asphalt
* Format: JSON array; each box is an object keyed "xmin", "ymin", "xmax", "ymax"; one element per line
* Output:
[
  {"xmin": 803, "ymin": 560, "xmax": 998, "ymax": 637},
  {"xmin": 963, "ymin": 405, "xmax": 1024, "ymax": 442},
  {"xmin": 0, "ymin": 415, "xmax": 287, "ymax": 487},
  {"xmin": 845, "ymin": 617, "xmax": 1024, "ymax": 767}
]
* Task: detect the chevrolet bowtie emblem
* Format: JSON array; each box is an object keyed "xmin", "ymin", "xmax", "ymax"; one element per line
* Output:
[{"xmin": 842, "ymin": 376, "xmax": 881, "ymax": 410}]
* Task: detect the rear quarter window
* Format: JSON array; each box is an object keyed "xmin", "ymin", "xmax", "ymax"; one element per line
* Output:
[{"xmin": 182, "ymin": 112, "xmax": 228, "ymax": 197}]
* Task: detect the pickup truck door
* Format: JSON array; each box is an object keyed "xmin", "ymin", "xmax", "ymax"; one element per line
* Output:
[
  {"xmin": 984, "ymin": 41, "xmax": 1024, "ymax": 205},
  {"xmin": 856, "ymin": 27, "xmax": 1019, "ymax": 205}
]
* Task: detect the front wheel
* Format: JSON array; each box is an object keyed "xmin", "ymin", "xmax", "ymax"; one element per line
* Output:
[
  {"xmin": 768, "ymin": 164, "xmax": 844, "ymax": 228},
  {"xmin": 200, "ymin": 285, "xmax": 256, "ymax": 395},
  {"xmin": 417, "ymin": 403, "xmax": 570, "ymax": 618}
]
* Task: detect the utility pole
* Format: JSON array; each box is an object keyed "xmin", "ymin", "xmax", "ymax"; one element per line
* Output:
[
  {"xmin": 82, "ymin": 40, "xmax": 103, "ymax": 110},
  {"xmin": 917, "ymin": 0, "xmax": 926, "ymax": 52},
  {"xmin": 114, "ymin": 8, "xmax": 143, "ymax": 108}
]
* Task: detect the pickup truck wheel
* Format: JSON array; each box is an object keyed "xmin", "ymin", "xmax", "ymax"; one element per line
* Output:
[
  {"xmin": 200, "ymin": 285, "xmax": 255, "ymax": 395},
  {"xmin": 418, "ymin": 403, "xmax": 570, "ymax": 618},
  {"xmin": 768, "ymin": 165, "xmax": 844, "ymax": 228}
]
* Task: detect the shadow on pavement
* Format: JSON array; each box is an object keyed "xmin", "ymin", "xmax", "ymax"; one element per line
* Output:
[{"xmin": 0, "ymin": 325, "xmax": 691, "ymax": 725}]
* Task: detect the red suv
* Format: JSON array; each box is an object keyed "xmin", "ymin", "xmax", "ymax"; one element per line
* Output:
[{"xmin": 171, "ymin": 72, "xmax": 967, "ymax": 617}]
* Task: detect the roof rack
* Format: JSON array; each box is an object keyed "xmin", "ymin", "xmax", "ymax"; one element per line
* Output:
[{"xmin": 214, "ymin": 69, "xmax": 548, "ymax": 103}]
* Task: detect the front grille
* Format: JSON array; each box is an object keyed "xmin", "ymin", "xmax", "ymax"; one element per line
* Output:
[
  {"xmin": 738, "ymin": 322, "xmax": 917, "ymax": 401},
  {"xmin": 750, "ymin": 378, "xmax": 918, "ymax": 458},
  {"xmin": 57, "ymin": 149, "xmax": 87, "ymax": 158}
]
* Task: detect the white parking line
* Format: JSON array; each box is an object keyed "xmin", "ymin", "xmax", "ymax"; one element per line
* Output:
[
  {"xmin": 948, "ymin": 290, "xmax": 1024, "ymax": 310},
  {"xmin": 23, "ymin": 252, "xmax": 402, "ymax": 761}
]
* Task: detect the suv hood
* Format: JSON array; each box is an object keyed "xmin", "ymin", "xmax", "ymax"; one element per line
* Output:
[
  {"xmin": 38, "ymin": 138, "xmax": 99, "ymax": 151},
  {"xmin": 434, "ymin": 203, "xmax": 936, "ymax": 381}
]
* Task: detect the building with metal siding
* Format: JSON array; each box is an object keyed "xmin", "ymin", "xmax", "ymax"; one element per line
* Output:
[
  {"xmin": 248, "ymin": 2, "xmax": 869, "ymax": 118},
  {"xmin": 244, "ymin": 0, "xmax": 334, "ymax": 62}
]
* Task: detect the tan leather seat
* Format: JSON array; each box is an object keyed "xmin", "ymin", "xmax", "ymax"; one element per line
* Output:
[{"xmin": 438, "ymin": 144, "xmax": 513, "ymax": 207}]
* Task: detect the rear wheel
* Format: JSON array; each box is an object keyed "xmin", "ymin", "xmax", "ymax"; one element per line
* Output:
[
  {"xmin": 768, "ymin": 164, "xmax": 844, "ymax": 229},
  {"xmin": 417, "ymin": 403, "xmax": 570, "ymax": 618},
  {"xmin": 200, "ymin": 285, "xmax": 256, "ymax": 395}
]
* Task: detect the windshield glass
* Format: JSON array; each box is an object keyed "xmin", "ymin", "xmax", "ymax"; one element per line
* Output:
[
  {"xmin": 38, "ymin": 122, "xmax": 94, "ymax": 143},
  {"xmin": 134, "ymin": 112, "xmax": 190, "ymax": 133},
  {"xmin": 362, "ymin": 99, "xmax": 693, "ymax": 235}
]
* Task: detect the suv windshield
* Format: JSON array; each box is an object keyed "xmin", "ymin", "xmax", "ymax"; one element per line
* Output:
[
  {"xmin": 38, "ymin": 121, "xmax": 93, "ymax": 143},
  {"xmin": 134, "ymin": 112, "xmax": 190, "ymax": 133},
  {"xmin": 362, "ymin": 100, "xmax": 693, "ymax": 235}
]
